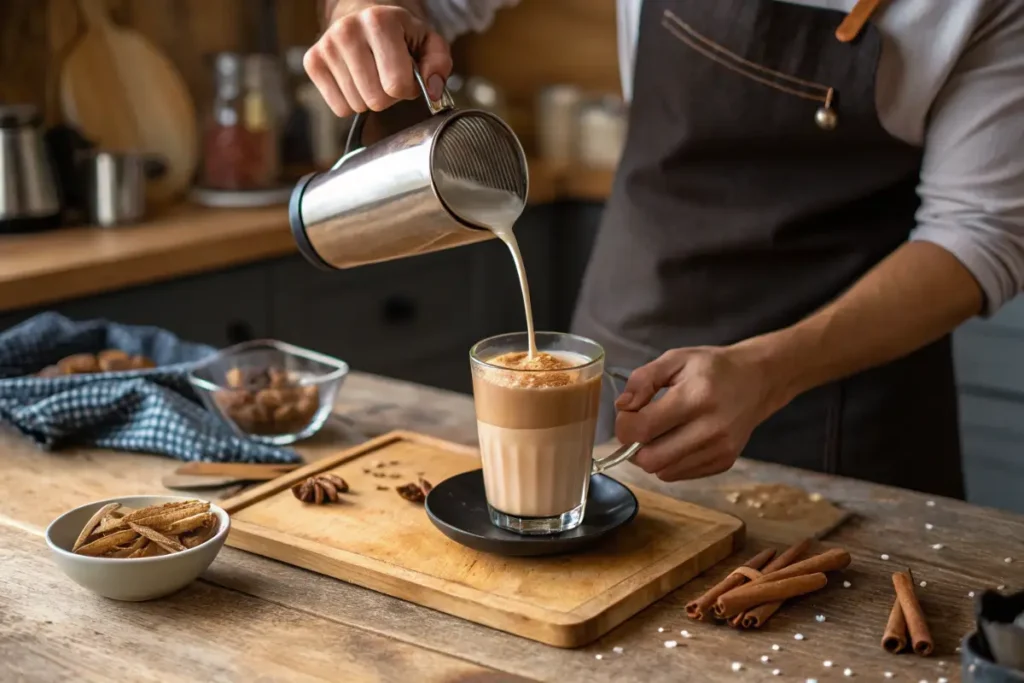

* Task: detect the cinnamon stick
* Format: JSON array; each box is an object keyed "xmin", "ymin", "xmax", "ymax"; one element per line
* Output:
[
  {"xmin": 892, "ymin": 571, "xmax": 933, "ymax": 656},
  {"xmin": 714, "ymin": 573, "xmax": 828, "ymax": 619},
  {"xmin": 881, "ymin": 596, "xmax": 908, "ymax": 654},
  {"xmin": 685, "ymin": 548, "xmax": 776, "ymax": 621},
  {"xmin": 733, "ymin": 538, "xmax": 812, "ymax": 628},
  {"xmin": 742, "ymin": 548, "xmax": 851, "ymax": 587}
]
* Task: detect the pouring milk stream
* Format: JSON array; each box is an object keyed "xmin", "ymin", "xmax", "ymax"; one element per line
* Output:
[{"xmin": 440, "ymin": 181, "xmax": 537, "ymax": 358}]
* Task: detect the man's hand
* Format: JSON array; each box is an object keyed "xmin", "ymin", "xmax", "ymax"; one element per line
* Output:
[
  {"xmin": 615, "ymin": 241, "xmax": 983, "ymax": 483},
  {"xmin": 614, "ymin": 346, "xmax": 788, "ymax": 482},
  {"xmin": 305, "ymin": 1, "xmax": 453, "ymax": 117}
]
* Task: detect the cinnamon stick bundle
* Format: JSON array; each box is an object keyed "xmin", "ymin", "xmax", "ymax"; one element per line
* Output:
[
  {"xmin": 686, "ymin": 548, "xmax": 776, "ymax": 621},
  {"xmin": 892, "ymin": 571, "xmax": 934, "ymax": 656},
  {"xmin": 881, "ymin": 597, "xmax": 908, "ymax": 654},
  {"xmin": 742, "ymin": 548, "xmax": 851, "ymax": 587},
  {"xmin": 732, "ymin": 538, "xmax": 812, "ymax": 628},
  {"xmin": 714, "ymin": 573, "xmax": 828, "ymax": 619}
]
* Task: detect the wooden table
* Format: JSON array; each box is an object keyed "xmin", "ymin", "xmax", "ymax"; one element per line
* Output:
[{"xmin": 2, "ymin": 372, "xmax": 1021, "ymax": 682}]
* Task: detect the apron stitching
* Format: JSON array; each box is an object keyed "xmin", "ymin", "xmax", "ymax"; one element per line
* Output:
[{"xmin": 661, "ymin": 10, "xmax": 833, "ymax": 105}]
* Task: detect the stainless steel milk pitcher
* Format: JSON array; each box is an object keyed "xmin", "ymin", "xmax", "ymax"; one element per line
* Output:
[{"xmin": 288, "ymin": 71, "xmax": 529, "ymax": 270}]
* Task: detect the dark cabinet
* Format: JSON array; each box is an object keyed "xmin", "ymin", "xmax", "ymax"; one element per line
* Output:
[{"xmin": 0, "ymin": 262, "xmax": 272, "ymax": 349}]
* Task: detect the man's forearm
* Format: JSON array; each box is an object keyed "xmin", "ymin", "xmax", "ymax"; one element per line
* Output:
[{"xmin": 736, "ymin": 241, "xmax": 984, "ymax": 410}]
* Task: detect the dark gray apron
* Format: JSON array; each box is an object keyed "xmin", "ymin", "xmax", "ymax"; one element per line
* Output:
[{"xmin": 573, "ymin": 0, "xmax": 965, "ymax": 498}]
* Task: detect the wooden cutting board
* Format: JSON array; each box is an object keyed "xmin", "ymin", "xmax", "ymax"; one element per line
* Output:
[
  {"xmin": 222, "ymin": 431, "xmax": 744, "ymax": 648},
  {"xmin": 60, "ymin": 0, "xmax": 197, "ymax": 204}
]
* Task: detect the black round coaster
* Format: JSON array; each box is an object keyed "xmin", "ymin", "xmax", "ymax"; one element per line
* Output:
[{"xmin": 425, "ymin": 469, "xmax": 639, "ymax": 557}]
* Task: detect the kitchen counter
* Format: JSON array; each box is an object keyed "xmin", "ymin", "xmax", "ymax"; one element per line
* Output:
[
  {"xmin": 2, "ymin": 371, "xmax": 1021, "ymax": 682},
  {"xmin": 0, "ymin": 160, "xmax": 614, "ymax": 314}
]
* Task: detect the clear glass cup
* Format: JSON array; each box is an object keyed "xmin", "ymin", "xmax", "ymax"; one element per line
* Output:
[{"xmin": 469, "ymin": 331, "xmax": 641, "ymax": 535}]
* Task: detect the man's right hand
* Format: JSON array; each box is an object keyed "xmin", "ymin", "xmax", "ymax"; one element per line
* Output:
[{"xmin": 304, "ymin": 1, "xmax": 453, "ymax": 117}]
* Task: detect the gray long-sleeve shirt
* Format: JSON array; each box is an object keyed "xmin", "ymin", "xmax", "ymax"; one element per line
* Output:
[{"xmin": 426, "ymin": 0, "xmax": 1024, "ymax": 316}]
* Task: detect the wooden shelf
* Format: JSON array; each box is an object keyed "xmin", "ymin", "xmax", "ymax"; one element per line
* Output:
[
  {"xmin": 0, "ymin": 160, "xmax": 615, "ymax": 314},
  {"xmin": 0, "ymin": 204, "xmax": 293, "ymax": 313}
]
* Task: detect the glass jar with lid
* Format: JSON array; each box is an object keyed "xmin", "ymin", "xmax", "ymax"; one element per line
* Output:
[{"xmin": 201, "ymin": 53, "xmax": 282, "ymax": 191}]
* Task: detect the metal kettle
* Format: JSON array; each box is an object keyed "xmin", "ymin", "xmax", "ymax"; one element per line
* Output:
[
  {"xmin": 0, "ymin": 105, "xmax": 61, "ymax": 233},
  {"xmin": 288, "ymin": 72, "xmax": 529, "ymax": 270}
]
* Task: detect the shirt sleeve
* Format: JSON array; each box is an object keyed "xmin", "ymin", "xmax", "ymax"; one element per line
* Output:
[
  {"xmin": 909, "ymin": 3, "xmax": 1024, "ymax": 316},
  {"xmin": 423, "ymin": 0, "xmax": 521, "ymax": 42}
]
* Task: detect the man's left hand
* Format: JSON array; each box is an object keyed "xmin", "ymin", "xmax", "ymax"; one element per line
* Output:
[{"xmin": 614, "ymin": 346, "xmax": 789, "ymax": 482}]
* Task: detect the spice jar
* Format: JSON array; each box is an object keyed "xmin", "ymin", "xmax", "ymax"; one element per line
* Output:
[
  {"xmin": 201, "ymin": 53, "xmax": 282, "ymax": 191},
  {"xmin": 576, "ymin": 95, "xmax": 628, "ymax": 170}
]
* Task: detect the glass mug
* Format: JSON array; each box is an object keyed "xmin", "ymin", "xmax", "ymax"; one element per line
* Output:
[{"xmin": 469, "ymin": 332, "xmax": 642, "ymax": 535}]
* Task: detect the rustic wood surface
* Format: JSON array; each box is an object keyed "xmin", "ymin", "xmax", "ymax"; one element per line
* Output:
[
  {"xmin": 0, "ymin": 0, "xmax": 320, "ymax": 122},
  {"xmin": 0, "ymin": 371, "xmax": 1021, "ymax": 682},
  {"xmin": 452, "ymin": 0, "xmax": 621, "ymax": 155},
  {"xmin": 3, "ymin": 0, "xmax": 619, "ymax": 152},
  {"xmin": 59, "ymin": 0, "xmax": 199, "ymax": 204},
  {"xmin": 221, "ymin": 431, "xmax": 743, "ymax": 647}
]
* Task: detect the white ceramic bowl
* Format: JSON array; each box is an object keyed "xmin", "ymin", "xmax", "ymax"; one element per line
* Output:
[{"xmin": 45, "ymin": 495, "xmax": 230, "ymax": 602}]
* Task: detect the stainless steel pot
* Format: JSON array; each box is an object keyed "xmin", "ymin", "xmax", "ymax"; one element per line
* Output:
[
  {"xmin": 0, "ymin": 104, "xmax": 61, "ymax": 233},
  {"xmin": 85, "ymin": 152, "xmax": 146, "ymax": 227},
  {"xmin": 85, "ymin": 152, "xmax": 164, "ymax": 227},
  {"xmin": 288, "ymin": 71, "xmax": 529, "ymax": 270}
]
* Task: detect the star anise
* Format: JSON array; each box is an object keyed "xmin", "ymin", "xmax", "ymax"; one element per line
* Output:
[
  {"xmin": 396, "ymin": 482, "xmax": 426, "ymax": 503},
  {"xmin": 292, "ymin": 474, "xmax": 350, "ymax": 504},
  {"xmin": 396, "ymin": 478, "xmax": 432, "ymax": 503}
]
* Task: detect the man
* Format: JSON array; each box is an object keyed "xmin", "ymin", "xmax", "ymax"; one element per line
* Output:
[{"xmin": 306, "ymin": 0, "xmax": 1024, "ymax": 497}]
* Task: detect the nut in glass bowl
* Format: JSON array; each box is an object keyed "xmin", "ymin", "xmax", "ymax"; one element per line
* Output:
[{"xmin": 188, "ymin": 340, "xmax": 349, "ymax": 445}]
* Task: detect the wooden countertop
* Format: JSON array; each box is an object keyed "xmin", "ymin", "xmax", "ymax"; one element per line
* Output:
[
  {"xmin": 0, "ymin": 160, "xmax": 614, "ymax": 314},
  {"xmin": 2, "ymin": 371, "xmax": 1021, "ymax": 682}
]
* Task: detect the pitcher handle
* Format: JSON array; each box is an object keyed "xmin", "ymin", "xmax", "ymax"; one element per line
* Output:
[
  {"xmin": 592, "ymin": 369, "xmax": 643, "ymax": 474},
  {"xmin": 339, "ymin": 67, "xmax": 456, "ymax": 166}
]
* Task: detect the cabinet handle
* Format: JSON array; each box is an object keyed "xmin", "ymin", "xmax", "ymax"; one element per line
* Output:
[{"xmin": 382, "ymin": 296, "xmax": 417, "ymax": 325}]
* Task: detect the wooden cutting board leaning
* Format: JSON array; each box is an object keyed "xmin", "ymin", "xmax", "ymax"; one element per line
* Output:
[
  {"xmin": 59, "ymin": 0, "xmax": 197, "ymax": 204},
  {"xmin": 221, "ymin": 431, "xmax": 745, "ymax": 648}
]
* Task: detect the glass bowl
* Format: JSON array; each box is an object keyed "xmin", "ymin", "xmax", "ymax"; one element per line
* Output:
[{"xmin": 188, "ymin": 339, "xmax": 349, "ymax": 445}]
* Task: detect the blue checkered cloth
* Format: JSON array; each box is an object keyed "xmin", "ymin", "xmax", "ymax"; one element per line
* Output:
[{"xmin": 0, "ymin": 313, "xmax": 299, "ymax": 463}]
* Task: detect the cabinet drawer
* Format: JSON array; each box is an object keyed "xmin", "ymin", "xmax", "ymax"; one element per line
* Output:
[
  {"xmin": 269, "ymin": 251, "xmax": 480, "ymax": 373},
  {"xmin": 964, "ymin": 295, "xmax": 1024, "ymax": 336},
  {"xmin": 959, "ymin": 393, "xmax": 1024, "ymax": 438},
  {"xmin": 953, "ymin": 327, "xmax": 1024, "ymax": 396},
  {"xmin": 960, "ymin": 428, "xmax": 1024, "ymax": 514},
  {"xmin": 958, "ymin": 393, "xmax": 1024, "ymax": 513}
]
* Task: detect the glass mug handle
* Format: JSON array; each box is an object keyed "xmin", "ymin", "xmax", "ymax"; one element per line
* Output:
[{"xmin": 592, "ymin": 369, "xmax": 643, "ymax": 473}]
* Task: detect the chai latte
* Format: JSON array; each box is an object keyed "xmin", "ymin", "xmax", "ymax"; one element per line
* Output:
[{"xmin": 472, "ymin": 350, "xmax": 601, "ymax": 518}]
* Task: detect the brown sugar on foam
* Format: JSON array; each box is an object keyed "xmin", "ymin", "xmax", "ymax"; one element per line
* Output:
[
  {"xmin": 482, "ymin": 351, "xmax": 584, "ymax": 389},
  {"xmin": 488, "ymin": 351, "xmax": 577, "ymax": 372}
]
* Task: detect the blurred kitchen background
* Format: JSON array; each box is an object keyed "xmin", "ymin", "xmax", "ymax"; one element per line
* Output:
[{"xmin": 0, "ymin": 0, "xmax": 1020, "ymax": 513}]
